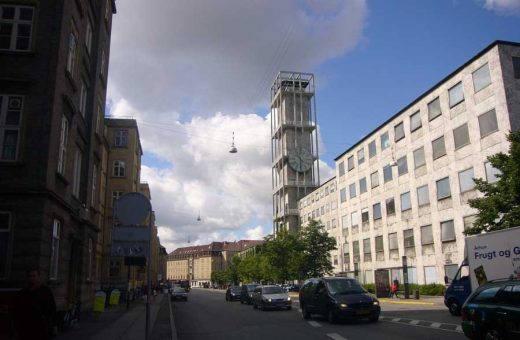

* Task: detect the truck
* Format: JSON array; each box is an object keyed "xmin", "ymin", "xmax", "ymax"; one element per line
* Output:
[{"xmin": 443, "ymin": 226, "xmax": 520, "ymax": 315}]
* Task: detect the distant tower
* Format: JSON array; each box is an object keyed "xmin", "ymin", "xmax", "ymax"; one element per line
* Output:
[{"xmin": 271, "ymin": 72, "xmax": 319, "ymax": 234}]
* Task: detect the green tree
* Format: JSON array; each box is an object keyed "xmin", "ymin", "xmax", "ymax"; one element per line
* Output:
[
  {"xmin": 300, "ymin": 219, "xmax": 337, "ymax": 278},
  {"xmin": 227, "ymin": 255, "xmax": 242, "ymax": 285},
  {"xmin": 263, "ymin": 229, "xmax": 303, "ymax": 282},
  {"xmin": 466, "ymin": 131, "xmax": 520, "ymax": 235}
]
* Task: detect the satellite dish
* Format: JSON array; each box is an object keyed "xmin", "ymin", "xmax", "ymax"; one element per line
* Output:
[{"xmin": 229, "ymin": 131, "xmax": 237, "ymax": 153}]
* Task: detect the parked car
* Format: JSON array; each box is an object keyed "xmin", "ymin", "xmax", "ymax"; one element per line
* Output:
[
  {"xmin": 286, "ymin": 284, "xmax": 300, "ymax": 292},
  {"xmin": 299, "ymin": 277, "xmax": 380, "ymax": 323},
  {"xmin": 225, "ymin": 286, "xmax": 242, "ymax": 301},
  {"xmin": 240, "ymin": 284, "xmax": 259, "ymax": 304},
  {"xmin": 252, "ymin": 285, "xmax": 292, "ymax": 310},
  {"xmin": 171, "ymin": 286, "xmax": 188, "ymax": 301},
  {"xmin": 461, "ymin": 278, "xmax": 520, "ymax": 340}
]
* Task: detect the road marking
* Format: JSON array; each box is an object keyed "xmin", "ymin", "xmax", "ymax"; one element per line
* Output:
[
  {"xmin": 410, "ymin": 320, "xmax": 420, "ymax": 325},
  {"xmin": 392, "ymin": 318, "xmax": 401, "ymax": 322},
  {"xmin": 456, "ymin": 326, "xmax": 463, "ymax": 332},
  {"xmin": 380, "ymin": 315, "xmax": 462, "ymax": 333},
  {"xmin": 308, "ymin": 321, "xmax": 322, "ymax": 327},
  {"xmin": 430, "ymin": 322, "xmax": 441, "ymax": 328},
  {"xmin": 327, "ymin": 333, "xmax": 348, "ymax": 340}
]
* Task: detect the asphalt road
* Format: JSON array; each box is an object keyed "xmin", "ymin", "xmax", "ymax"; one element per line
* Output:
[{"xmin": 171, "ymin": 288, "xmax": 466, "ymax": 340}]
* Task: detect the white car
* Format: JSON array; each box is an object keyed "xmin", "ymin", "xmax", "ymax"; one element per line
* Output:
[{"xmin": 252, "ymin": 285, "xmax": 291, "ymax": 310}]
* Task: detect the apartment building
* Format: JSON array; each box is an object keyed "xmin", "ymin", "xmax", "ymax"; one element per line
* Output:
[{"xmin": 299, "ymin": 41, "xmax": 520, "ymax": 285}]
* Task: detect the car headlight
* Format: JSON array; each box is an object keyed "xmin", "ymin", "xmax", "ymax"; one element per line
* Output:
[
  {"xmin": 339, "ymin": 303, "xmax": 348, "ymax": 309},
  {"xmin": 287, "ymin": 297, "xmax": 291, "ymax": 301},
  {"xmin": 268, "ymin": 298, "xmax": 272, "ymax": 302},
  {"xmin": 249, "ymin": 294, "xmax": 253, "ymax": 297},
  {"xmin": 373, "ymin": 301, "xmax": 379, "ymax": 305}
]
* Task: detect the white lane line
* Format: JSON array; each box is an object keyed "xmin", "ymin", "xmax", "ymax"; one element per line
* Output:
[
  {"xmin": 430, "ymin": 322, "xmax": 442, "ymax": 328},
  {"xmin": 327, "ymin": 333, "xmax": 348, "ymax": 340},
  {"xmin": 410, "ymin": 320, "xmax": 420, "ymax": 325},
  {"xmin": 392, "ymin": 318, "xmax": 401, "ymax": 322},
  {"xmin": 456, "ymin": 326, "xmax": 463, "ymax": 332},
  {"xmin": 308, "ymin": 321, "xmax": 322, "ymax": 328}
]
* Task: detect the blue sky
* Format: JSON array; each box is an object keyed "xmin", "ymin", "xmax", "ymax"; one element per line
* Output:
[{"xmin": 108, "ymin": 0, "xmax": 520, "ymax": 252}]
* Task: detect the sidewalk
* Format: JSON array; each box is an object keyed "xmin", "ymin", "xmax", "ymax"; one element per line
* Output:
[
  {"xmin": 288, "ymin": 292, "xmax": 445, "ymax": 307},
  {"xmin": 57, "ymin": 293, "xmax": 170, "ymax": 340}
]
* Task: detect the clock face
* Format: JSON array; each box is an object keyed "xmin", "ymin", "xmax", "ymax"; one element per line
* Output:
[{"xmin": 288, "ymin": 147, "xmax": 313, "ymax": 172}]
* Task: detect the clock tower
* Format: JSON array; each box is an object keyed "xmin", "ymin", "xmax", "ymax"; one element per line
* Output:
[{"xmin": 271, "ymin": 72, "xmax": 319, "ymax": 234}]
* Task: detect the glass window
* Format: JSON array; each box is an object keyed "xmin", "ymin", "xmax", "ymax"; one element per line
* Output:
[
  {"xmin": 353, "ymin": 240, "xmax": 360, "ymax": 257},
  {"xmin": 50, "ymin": 219, "xmax": 60, "ymax": 279},
  {"xmin": 0, "ymin": 212, "xmax": 11, "ymax": 278},
  {"xmin": 363, "ymin": 238, "xmax": 371, "ymax": 254},
  {"xmin": 0, "ymin": 95, "xmax": 23, "ymax": 161},
  {"xmin": 85, "ymin": 21, "xmax": 92, "ymax": 54},
  {"xmin": 424, "ymin": 266, "xmax": 437, "ymax": 284},
  {"xmin": 410, "ymin": 111, "xmax": 422, "ymax": 132},
  {"xmin": 453, "ymin": 123, "xmax": 470, "ymax": 149},
  {"xmin": 417, "ymin": 185, "xmax": 430, "ymax": 206},
  {"xmin": 485, "ymin": 161, "xmax": 501, "ymax": 183},
  {"xmin": 115, "ymin": 130, "xmax": 128, "ymax": 147},
  {"xmin": 514, "ymin": 57, "xmax": 520, "ymax": 79},
  {"xmin": 441, "ymin": 220, "xmax": 455, "ymax": 242},
  {"xmin": 113, "ymin": 160, "xmax": 126, "ymax": 177},
  {"xmin": 79, "ymin": 80, "xmax": 87, "ymax": 116},
  {"xmin": 357, "ymin": 148, "xmax": 365, "ymax": 165},
  {"xmin": 0, "ymin": 6, "xmax": 34, "ymax": 51},
  {"xmin": 370, "ymin": 171, "xmax": 379, "ymax": 188},
  {"xmin": 458, "ymin": 167, "xmax": 475, "ymax": 193},
  {"xmin": 397, "ymin": 156, "xmax": 408, "ymax": 176},
  {"xmin": 67, "ymin": 25, "xmax": 78, "ymax": 77},
  {"xmin": 398, "ymin": 192, "xmax": 410, "ymax": 212},
  {"xmin": 359, "ymin": 177, "xmax": 367, "ymax": 194},
  {"xmin": 472, "ymin": 286, "xmax": 501, "ymax": 303},
  {"xmin": 338, "ymin": 161, "xmax": 345, "ymax": 176},
  {"xmin": 432, "ymin": 136, "xmax": 446, "ymax": 160},
  {"xmin": 348, "ymin": 155, "xmax": 355, "ymax": 171},
  {"xmin": 91, "ymin": 164, "xmax": 97, "ymax": 206},
  {"xmin": 381, "ymin": 132, "xmax": 390, "ymax": 150},
  {"xmin": 394, "ymin": 122, "xmax": 405, "ymax": 142},
  {"xmin": 448, "ymin": 82, "xmax": 464, "ymax": 107},
  {"xmin": 388, "ymin": 233, "xmax": 398, "ymax": 250},
  {"xmin": 361, "ymin": 208, "xmax": 369, "ymax": 223},
  {"xmin": 444, "ymin": 264, "xmax": 459, "ymax": 283},
  {"xmin": 463, "ymin": 215, "xmax": 478, "ymax": 231},
  {"xmin": 349, "ymin": 183, "xmax": 356, "ymax": 199},
  {"xmin": 383, "ymin": 165, "xmax": 393, "ymax": 183},
  {"xmin": 340, "ymin": 188, "xmax": 347, "ymax": 203},
  {"xmin": 421, "ymin": 225, "xmax": 434, "ymax": 245},
  {"xmin": 341, "ymin": 215, "xmax": 348, "ymax": 228},
  {"xmin": 472, "ymin": 63, "xmax": 491, "ymax": 93},
  {"xmin": 373, "ymin": 203, "xmax": 382, "ymax": 220},
  {"xmin": 386, "ymin": 197, "xmax": 395, "ymax": 215},
  {"xmin": 351, "ymin": 211, "xmax": 359, "ymax": 227},
  {"xmin": 368, "ymin": 140, "xmax": 377, "ymax": 158},
  {"xmin": 375, "ymin": 236, "xmax": 384, "ymax": 252},
  {"xmin": 436, "ymin": 177, "xmax": 451, "ymax": 200},
  {"xmin": 478, "ymin": 109, "xmax": 498, "ymax": 138},
  {"xmin": 428, "ymin": 97, "xmax": 442, "ymax": 121},
  {"xmin": 72, "ymin": 150, "xmax": 82, "ymax": 197},
  {"xmin": 413, "ymin": 147, "xmax": 425, "ymax": 169},
  {"xmin": 57, "ymin": 115, "xmax": 69, "ymax": 175},
  {"xmin": 404, "ymin": 229, "xmax": 414, "ymax": 248}
]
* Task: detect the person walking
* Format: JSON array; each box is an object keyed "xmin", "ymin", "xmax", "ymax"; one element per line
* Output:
[
  {"xmin": 14, "ymin": 268, "xmax": 57, "ymax": 340},
  {"xmin": 389, "ymin": 279, "xmax": 399, "ymax": 299}
]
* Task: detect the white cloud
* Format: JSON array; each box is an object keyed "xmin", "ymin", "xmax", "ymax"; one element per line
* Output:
[
  {"xmin": 480, "ymin": 0, "xmax": 520, "ymax": 15},
  {"xmin": 245, "ymin": 225, "xmax": 265, "ymax": 240}
]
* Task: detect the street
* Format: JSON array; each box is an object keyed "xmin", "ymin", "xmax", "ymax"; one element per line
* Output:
[{"xmin": 172, "ymin": 288, "xmax": 465, "ymax": 340}]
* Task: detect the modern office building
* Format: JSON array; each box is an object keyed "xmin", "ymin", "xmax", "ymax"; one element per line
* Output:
[{"xmin": 299, "ymin": 40, "xmax": 520, "ymax": 285}]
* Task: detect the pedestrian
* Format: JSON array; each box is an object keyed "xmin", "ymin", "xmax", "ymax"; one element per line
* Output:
[
  {"xmin": 14, "ymin": 268, "xmax": 57, "ymax": 340},
  {"xmin": 390, "ymin": 279, "xmax": 399, "ymax": 299}
]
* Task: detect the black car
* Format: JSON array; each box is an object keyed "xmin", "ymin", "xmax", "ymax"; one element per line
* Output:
[
  {"xmin": 225, "ymin": 285, "xmax": 242, "ymax": 301},
  {"xmin": 240, "ymin": 284, "xmax": 259, "ymax": 304},
  {"xmin": 461, "ymin": 278, "xmax": 520, "ymax": 340},
  {"xmin": 286, "ymin": 284, "xmax": 300, "ymax": 292},
  {"xmin": 299, "ymin": 277, "xmax": 380, "ymax": 323}
]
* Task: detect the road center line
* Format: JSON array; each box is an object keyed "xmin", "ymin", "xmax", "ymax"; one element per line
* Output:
[
  {"xmin": 308, "ymin": 321, "xmax": 322, "ymax": 327},
  {"xmin": 327, "ymin": 333, "xmax": 348, "ymax": 340},
  {"xmin": 430, "ymin": 322, "xmax": 442, "ymax": 328}
]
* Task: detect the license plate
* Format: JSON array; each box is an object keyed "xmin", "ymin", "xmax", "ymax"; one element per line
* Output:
[{"xmin": 356, "ymin": 309, "xmax": 369, "ymax": 315}]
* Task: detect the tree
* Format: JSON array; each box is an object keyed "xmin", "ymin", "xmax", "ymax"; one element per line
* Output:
[
  {"xmin": 227, "ymin": 255, "xmax": 242, "ymax": 285},
  {"xmin": 466, "ymin": 131, "xmax": 520, "ymax": 235},
  {"xmin": 300, "ymin": 219, "xmax": 337, "ymax": 278},
  {"xmin": 262, "ymin": 229, "xmax": 303, "ymax": 282}
]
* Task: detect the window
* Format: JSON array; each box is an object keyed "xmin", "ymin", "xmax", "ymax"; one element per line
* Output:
[
  {"xmin": 421, "ymin": 225, "xmax": 434, "ymax": 245},
  {"xmin": 373, "ymin": 203, "xmax": 382, "ymax": 220},
  {"xmin": 348, "ymin": 156, "xmax": 355, "ymax": 171},
  {"xmin": 359, "ymin": 177, "xmax": 367, "ymax": 194},
  {"xmin": 96, "ymin": 102, "xmax": 103, "ymax": 135},
  {"xmin": 363, "ymin": 238, "xmax": 371, "ymax": 261},
  {"xmin": 436, "ymin": 177, "xmax": 451, "ymax": 200},
  {"xmin": 388, "ymin": 233, "xmax": 398, "ymax": 250},
  {"xmin": 91, "ymin": 164, "xmax": 98, "ymax": 206},
  {"xmin": 463, "ymin": 215, "xmax": 478, "ymax": 231},
  {"xmin": 413, "ymin": 147, "xmax": 425, "ymax": 169},
  {"xmin": 375, "ymin": 236, "xmax": 384, "ymax": 253},
  {"xmin": 353, "ymin": 241, "xmax": 360, "ymax": 259},
  {"xmin": 50, "ymin": 219, "xmax": 60, "ymax": 280},
  {"xmin": 357, "ymin": 148, "xmax": 365, "ymax": 165},
  {"xmin": 473, "ymin": 286, "xmax": 501, "ymax": 303},
  {"xmin": 458, "ymin": 167, "xmax": 475, "ymax": 193},
  {"xmin": 100, "ymin": 48, "xmax": 106, "ymax": 77},
  {"xmin": 370, "ymin": 171, "xmax": 379, "ymax": 188},
  {"xmin": 432, "ymin": 136, "xmax": 446, "ymax": 160},
  {"xmin": 410, "ymin": 111, "xmax": 422, "ymax": 132},
  {"xmin": 514, "ymin": 57, "xmax": 520, "ymax": 79},
  {"xmin": 349, "ymin": 183, "xmax": 356, "ymax": 199},
  {"xmin": 341, "ymin": 215, "xmax": 348, "ymax": 228},
  {"xmin": 332, "ymin": 219, "xmax": 337, "ymax": 229},
  {"xmin": 485, "ymin": 161, "xmax": 501, "ymax": 183},
  {"xmin": 383, "ymin": 165, "xmax": 393, "ymax": 183},
  {"xmin": 338, "ymin": 161, "xmax": 345, "ymax": 176},
  {"xmin": 397, "ymin": 156, "xmax": 408, "ymax": 176},
  {"xmin": 445, "ymin": 264, "xmax": 459, "ymax": 284},
  {"xmin": 428, "ymin": 97, "xmax": 442, "ymax": 121},
  {"xmin": 72, "ymin": 150, "xmax": 82, "ymax": 197},
  {"xmin": 112, "ymin": 191, "xmax": 123, "ymax": 207},
  {"xmin": 417, "ymin": 185, "xmax": 430, "ymax": 206},
  {"xmin": 441, "ymin": 220, "xmax": 455, "ymax": 242},
  {"xmin": 79, "ymin": 80, "xmax": 87, "ymax": 116},
  {"xmin": 386, "ymin": 197, "xmax": 395, "ymax": 215},
  {"xmin": 333, "ymin": 255, "xmax": 338, "ymax": 266},
  {"xmin": 448, "ymin": 82, "xmax": 464, "ymax": 108},
  {"xmin": 400, "ymin": 191, "xmax": 411, "ymax": 211},
  {"xmin": 85, "ymin": 21, "xmax": 93, "ymax": 54},
  {"xmin": 403, "ymin": 229, "xmax": 414, "ymax": 248},
  {"xmin": 453, "ymin": 123, "xmax": 470, "ymax": 149},
  {"xmin": 67, "ymin": 25, "xmax": 79, "ymax": 77},
  {"xmin": 0, "ymin": 95, "xmax": 23, "ymax": 161},
  {"xmin": 380, "ymin": 132, "xmax": 390, "ymax": 150},
  {"xmin": 368, "ymin": 140, "xmax": 377, "ymax": 158},
  {"xmin": 472, "ymin": 63, "xmax": 491, "ymax": 93},
  {"xmin": 351, "ymin": 211, "xmax": 359, "ymax": 227},
  {"xmin": 57, "ymin": 115, "xmax": 69, "ymax": 174},
  {"xmin": 0, "ymin": 5, "xmax": 34, "ymax": 51},
  {"xmin": 113, "ymin": 160, "xmax": 126, "ymax": 177},
  {"xmin": 361, "ymin": 208, "xmax": 369, "ymax": 223},
  {"xmin": 478, "ymin": 109, "xmax": 498, "ymax": 138},
  {"xmin": 424, "ymin": 266, "xmax": 437, "ymax": 284},
  {"xmin": 115, "ymin": 130, "xmax": 128, "ymax": 147},
  {"xmin": 0, "ymin": 212, "xmax": 11, "ymax": 278},
  {"xmin": 340, "ymin": 188, "xmax": 347, "ymax": 203},
  {"xmin": 87, "ymin": 238, "xmax": 93, "ymax": 280},
  {"xmin": 394, "ymin": 122, "xmax": 405, "ymax": 142}
]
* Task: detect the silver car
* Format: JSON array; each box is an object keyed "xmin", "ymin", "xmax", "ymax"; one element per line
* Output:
[
  {"xmin": 252, "ymin": 285, "xmax": 292, "ymax": 310},
  {"xmin": 171, "ymin": 286, "xmax": 188, "ymax": 301}
]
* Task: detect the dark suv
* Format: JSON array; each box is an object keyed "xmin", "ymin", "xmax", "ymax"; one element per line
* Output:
[
  {"xmin": 240, "ymin": 284, "xmax": 259, "ymax": 304},
  {"xmin": 299, "ymin": 277, "xmax": 380, "ymax": 323},
  {"xmin": 461, "ymin": 279, "xmax": 520, "ymax": 340}
]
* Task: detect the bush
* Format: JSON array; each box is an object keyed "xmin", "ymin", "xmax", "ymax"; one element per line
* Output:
[{"xmin": 363, "ymin": 283, "xmax": 375, "ymax": 293}]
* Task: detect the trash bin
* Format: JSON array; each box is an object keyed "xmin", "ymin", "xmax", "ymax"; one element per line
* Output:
[{"xmin": 414, "ymin": 289, "xmax": 420, "ymax": 299}]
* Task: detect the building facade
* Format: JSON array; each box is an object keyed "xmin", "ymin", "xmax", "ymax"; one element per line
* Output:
[{"xmin": 299, "ymin": 41, "xmax": 520, "ymax": 285}]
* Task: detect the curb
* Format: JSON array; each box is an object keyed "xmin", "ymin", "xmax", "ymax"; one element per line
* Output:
[
  {"xmin": 168, "ymin": 296, "xmax": 177, "ymax": 340},
  {"xmin": 378, "ymin": 298, "xmax": 435, "ymax": 305}
]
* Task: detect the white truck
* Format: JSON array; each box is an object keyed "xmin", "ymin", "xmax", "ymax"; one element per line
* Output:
[{"xmin": 443, "ymin": 226, "xmax": 520, "ymax": 315}]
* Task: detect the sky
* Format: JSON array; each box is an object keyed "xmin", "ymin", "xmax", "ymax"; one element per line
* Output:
[{"xmin": 107, "ymin": 0, "xmax": 520, "ymax": 253}]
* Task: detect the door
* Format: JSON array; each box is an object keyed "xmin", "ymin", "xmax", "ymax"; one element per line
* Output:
[{"xmin": 375, "ymin": 269, "xmax": 390, "ymax": 298}]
